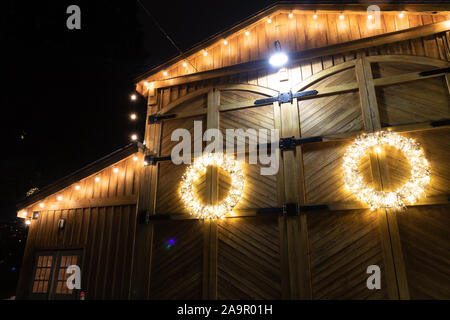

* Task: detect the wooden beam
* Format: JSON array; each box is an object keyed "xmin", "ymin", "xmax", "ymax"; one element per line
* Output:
[
  {"xmin": 373, "ymin": 70, "xmax": 449, "ymax": 87},
  {"xmin": 158, "ymin": 87, "xmax": 210, "ymax": 115},
  {"xmin": 202, "ymin": 89, "xmax": 220, "ymax": 299},
  {"xmin": 129, "ymin": 101, "xmax": 162, "ymax": 299}
]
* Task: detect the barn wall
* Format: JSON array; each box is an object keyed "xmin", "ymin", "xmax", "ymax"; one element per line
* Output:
[{"xmin": 136, "ymin": 27, "xmax": 450, "ymax": 300}]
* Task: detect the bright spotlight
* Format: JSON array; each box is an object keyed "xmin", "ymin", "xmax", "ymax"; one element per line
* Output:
[{"xmin": 269, "ymin": 40, "xmax": 288, "ymax": 67}]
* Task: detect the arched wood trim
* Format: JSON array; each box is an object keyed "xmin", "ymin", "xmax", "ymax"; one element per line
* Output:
[
  {"xmin": 217, "ymin": 83, "xmax": 279, "ymax": 97},
  {"xmin": 291, "ymin": 60, "xmax": 357, "ymax": 93},
  {"xmin": 365, "ymin": 55, "xmax": 450, "ymax": 68},
  {"xmin": 159, "ymin": 87, "xmax": 210, "ymax": 115}
]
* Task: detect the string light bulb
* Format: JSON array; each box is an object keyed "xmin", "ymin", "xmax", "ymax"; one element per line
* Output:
[
  {"xmin": 95, "ymin": 177, "xmax": 100, "ymax": 182},
  {"xmin": 182, "ymin": 61, "xmax": 188, "ymax": 67},
  {"xmin": 113, "ymin": 168, "xmax": 119, "ymax": 173},
  {"xmin": 223, "ymin": 40, "xmax": 228, "ymax": 45},
  {"xmin": 39, "ymin": 203, "xmax": 45, "ymax": 208},
  {"xmin": 75, "ymin": 185, "xmax": 80, "ymax": 190},
  {"xmin": 339, "ymin": 14, "xmax": 345, "ymax": 20},
  {"xmin": 25, "ymin": 220, "xmax": 31, "ymax": 226},
  {"xmin": 57, "ymin": 196, "xmax": 63, "ymax": 201},
  {"xmin": 398, "ymin": 12, "xmax": 405, "ymax": 18},
  {"xmin": 131, "ymin": 134, "xmax": 138, "ymax": 141},
  {"xmin": 343, "ymin": 131, "xmax": 430, "ymax": 210},
  {"xmin": 203, "ymin": 50, "xmax": 208, "ymax": 56},
  {"xmin": 130, "ymin": 94, "xmax": 137, "ymax": 101},
  {"xmin": 245, "ymin": 30, "xmax": 250, "ymax": 36},
  {"xmin": 133, "ymin": 156, "xmax": 138, "ymax": 162},
  {"xmin": 368, "ymin": 14, "xmax": 373, "ymax": 20},
  {"xmin": 163, "ymin": 71, "xmax": 168, "ymax": 77},
  {"xmin": 289, "ymin": 13, "xmax": 293, "ymax": 19},
  {"xmin": 130, "ymin": 113, "xmax": 137, "ymax": 120},
  {"xmin": 313, "ymin": 13, "xmax": 318, "ymax": 19}
]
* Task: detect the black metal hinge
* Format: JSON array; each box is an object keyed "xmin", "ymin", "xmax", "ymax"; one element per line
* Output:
[
  {"xmin": 430, "ymin": 119, "xmax": 450, "ymax": 127},
  {"xmin": 144, "ymin": 154, "xmax": 172, "ymax": 166},
  {"xmin": 254, "ymin": 90, "xmax": 318, "ymax": 105},
  {"xmin": 148, "ymin": 113, "xmax": 177, "ymax": 124},
  {"xmin": 256, "ymin": 203, "xmax": 329, "ymax": 216},
  {"xmin": 279, "ymin": 136, "xmax": 323, "ymax": 151},
  {"xmin": 419, "ymin": 67, "xmax": 450, "ymax": 77}
]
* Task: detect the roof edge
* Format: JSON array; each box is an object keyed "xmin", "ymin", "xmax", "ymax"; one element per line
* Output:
[{"xmin": 17, "ymin": 142, "xmax": 145, "ymax": 211}]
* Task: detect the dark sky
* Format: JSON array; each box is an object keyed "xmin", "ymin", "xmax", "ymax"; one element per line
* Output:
[{"xmin": 1, "ymin": 0, "xmax": 278, "ymax": 221}]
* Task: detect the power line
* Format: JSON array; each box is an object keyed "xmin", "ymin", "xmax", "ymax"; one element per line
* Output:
[{"xmin": 136, "ymin": 0, "xmax": 198, "ymax": 72}]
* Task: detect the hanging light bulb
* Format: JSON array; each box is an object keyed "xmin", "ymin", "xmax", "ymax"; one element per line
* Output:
[
  {"xmin": 130, "ymin": 94, "xmax": 137, "ymax": 101},
  {"xmin": 269, "ymin": 40, "xmax": 288, "ymax": 67},
  {"xmin": 130, "ymin": 113, "xmax": 137, "ymax": 120},
  {"xmin": 131, "ymin": 134, "xmax": 138, "ymax": 141}
]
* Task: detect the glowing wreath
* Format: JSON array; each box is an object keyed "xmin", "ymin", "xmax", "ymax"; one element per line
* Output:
[
  {"xmin": 180, "ymin": 153, "xmax": 245, "ymax": 219},
  {"xmin": 343, "ymin": 131, "xmax": 430, "ymax": 210}
]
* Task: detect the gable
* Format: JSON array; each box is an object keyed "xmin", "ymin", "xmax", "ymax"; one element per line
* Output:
[{"xmin": 136, "ymin": 4, "xmax": 450, "ymax": 94}]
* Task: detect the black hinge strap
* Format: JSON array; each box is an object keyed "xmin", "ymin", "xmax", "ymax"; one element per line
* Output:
[
  {"xmin": 257, "ymin": 204, "xmax": 329, "ymax": 216},
  {"xmin": 148, "ymin": 113, "xmax": 177, "ymax": 124},
  {"xmin": 254, "ymin": 90, "xmax": 318, "ymax": 105},
  {"xmin": 144, "ymin": 154, "xmax": 172, "ymax": 165},
  {"xmin": 419, "ymin": 67, "xmax": 450, "ymax": 77},
  {"xmin": 257, "ymin": 136, "xmax": 323, "ymax": 151}
]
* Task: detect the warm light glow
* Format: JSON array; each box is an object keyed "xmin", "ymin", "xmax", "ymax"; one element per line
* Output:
[
  {"xmin": 131, "ymin": 134, "xmax": 138, "ymax": 141},
  {"xmin": 398, "ymin": 12, "xmax": 405, "ymax": 18},
  {"xmin": 368, "ymin": 14, "xmax": 373, "ymax": 20},
  {"xmin": 343, "ymin": 131, "xmax": 430, "ymax": 210},
  {"xmin": 57, "ymin": 196, "xmax": 63, "ymax": 201},
  {"xmin": 113, "ymin": 168, "xmax": 119, "ymax": 173},
  {"xmin": 245, "ymin": 30, "xmax": 250, "ymax": 36},
  {"xmin": 269, "ymin": 52, "xmax": 288, "ymax": 67},
  {"xmin": 267, "ymin": 18, "xmax": 272, "ymax": 23},
  {"xmin": 182, "ymin": 61, "xmax": 188, "ymax": 67},
  {"xmin": 339, "ymin": 14, "xmax": 345, "ymax": 20},
  {"xmin": 313, "ymin": 14, "xmax": 318, "ymax": 19},
  {"xmin": 143, "ymin": 161, "xmax": 148, "ymax": 166},
  {"xmin": 39, "ymin": 203, "xmax": 45, "ymax": 208},
  {"xmin": 130, "ymin": 94, "xmax": 137, "ymax": 101},
  {"xmin": 75, "ymin": 185, "xmax": 80, "ymax": 190},
  {"xmin": 95, "ymin": 177, "xmax": 100, "ymax": 182},
  {"xmin": 143, "ymin": 81, "xmax": 148, "ymax": 87},
  {"xmin": 130, "ymin": 113, "xmax": 137, "ymax": 120},
  {"xmin": 289, "ymin": 13, "xmax": 293, "ymax": 19},
  {"xmin": 20, "ymin": 211, "xmax": 28, "ymax": 218},
  {"xmin": 133, "ymin": 156, "xmax": 138, "ymax": 162},
  {"xmin": 25, "ymin": 220, "xmax": 31, "ymax": 226},
  {"xmin": 374, "ymin": 146, "xmax": 382, "ymax": 154},
  {"xmin": 180, "ymin": 153, "xmax": 245, "ymax": 220},
  {"xmin": 223, "ymin": 40, "xmax": 228, "ymax": 45},
  {"xmin": 163, "ymin": 71, "xmax": 168, "ymax": 77},
  {"xmin": 203, "ymin": 50, "xmax": 208, "ymax": 56}
]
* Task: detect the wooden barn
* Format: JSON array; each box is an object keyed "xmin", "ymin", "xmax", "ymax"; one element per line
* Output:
[{"xmin": 17, "ymin": 2, "xmax": 450, "ymax": 300}]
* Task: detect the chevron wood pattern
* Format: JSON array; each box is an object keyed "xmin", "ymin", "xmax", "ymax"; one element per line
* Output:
[
  {"xmin": 396, "ymin": 205, "xmax": 450, "ymax": 299},
  {"xmin": 308, "ymin": 209, "xmax": 389, "ymax": 299},
  {"xmin": 217, "ymin": 216, "xmax": 282, "ymax": 299},
  {"xmin": 376, "ymin": 76, "xmax": 450, "ymax": 127},
  {"xmin": 303, "ymin": 140, "xmax": 374, "ymax": 204},
  {"xmin": 156, "ymin": 162, "xmax": 189, "ymax": 215},
  {"xmin": 298, "ymin": 68, "xmax": 363, "ymax": 138},
  {"xmin": 149, "ymin": 220, "xmax": 204, "ymax": 299}
]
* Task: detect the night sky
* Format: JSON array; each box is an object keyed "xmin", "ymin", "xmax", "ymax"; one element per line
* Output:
[{"xmin": 1, "ymin": 0, "xmax": 278, "ymax": 223}]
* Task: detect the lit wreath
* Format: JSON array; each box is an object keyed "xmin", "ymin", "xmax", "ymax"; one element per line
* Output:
[
  {"xmin": 180, "ymin": 153, "xmax": 245, "ymax": 219},
  {"xmin": 343, "ymin": 131, "xmax": 430, "ymax": 210}
]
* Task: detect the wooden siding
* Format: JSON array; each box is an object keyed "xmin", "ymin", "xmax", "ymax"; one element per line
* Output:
[
  {"xmin": 138, "ymin": 10, "xmax": 450, "ymax": 87},
  {"xmin": 18, "ymin": 204, "xmax": 137, "ymax": 299}
]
